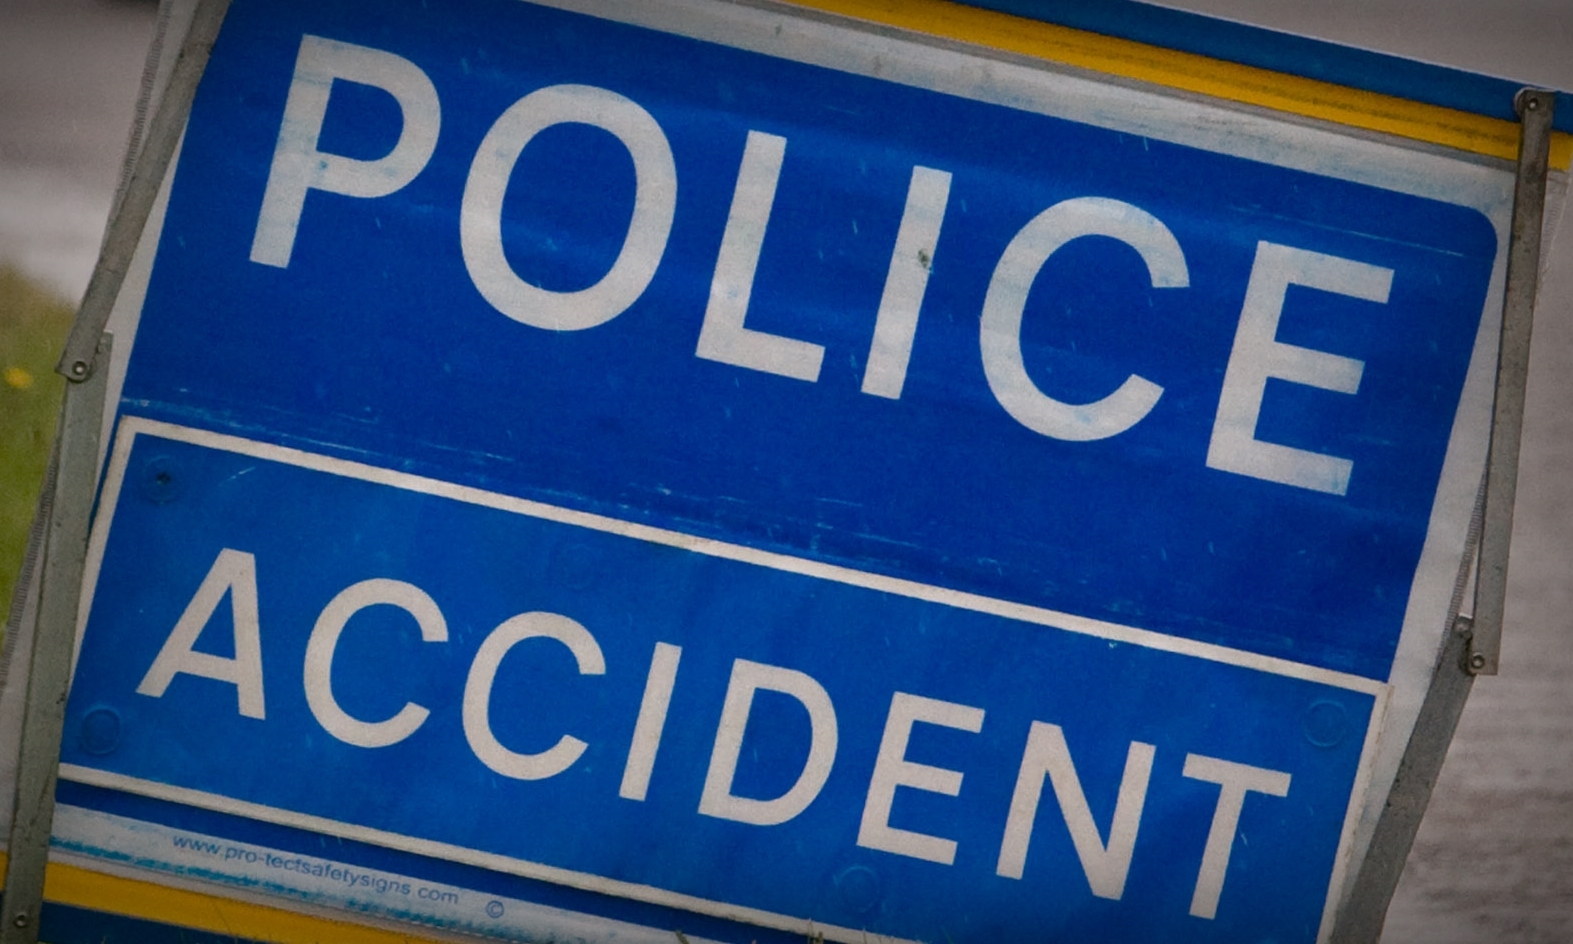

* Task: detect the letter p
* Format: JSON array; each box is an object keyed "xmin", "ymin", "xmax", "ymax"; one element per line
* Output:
[{"xmin": 250, "ymin": 35, "xmax": 440, "ymax": 268}]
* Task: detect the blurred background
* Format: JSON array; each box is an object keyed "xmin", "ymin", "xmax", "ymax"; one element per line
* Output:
[{"xmin": 0, "ymin": 0, "xmax": 1568, "ymax": 940}]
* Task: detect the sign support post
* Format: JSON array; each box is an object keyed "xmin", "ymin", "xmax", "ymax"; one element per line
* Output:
[
  {"xmin": 2, "ymin": 3, "xmax": 222, "ymax": 931},
  {"xmin": 55, "ymin": 0, "xmax": 229, "ymax": 382},
  {"xmin": 1329, "ymin": 87, "xmax": 1557, "ymax": 944},
  {"xmin": 1329, "ymin": 618, "xmax": 1476, "ymax": 943},
  {"xmin": 1, "ymin": 335, "xmax": 111, "ymax": 944},
  {"xmin": 1469, "ymin": 88, "xmax": 1558, "ymax": 677}
]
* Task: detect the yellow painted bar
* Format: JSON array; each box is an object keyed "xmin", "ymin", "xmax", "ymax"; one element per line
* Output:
[
  {"xmin": 787, "ymin": 0, "xmax": 1573, "ymax": 169},
  {"xmin": 0, "ymin": 851, "xmax": 446, "ymax": 944}
]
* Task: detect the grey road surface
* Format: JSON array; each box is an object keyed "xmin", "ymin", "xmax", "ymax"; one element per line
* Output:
[
  {"xmin": 0, "ymin": 0, "xmax": 1569, "ymax": 941},
  {"xmin": 0, "ymin": 0, "xmax": 155, "ymax": 301}
]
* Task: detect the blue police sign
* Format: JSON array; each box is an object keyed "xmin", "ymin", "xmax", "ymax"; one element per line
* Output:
[{"xmin": 54, "ymin": 0, "xmax": 1516, "ymax": 941}]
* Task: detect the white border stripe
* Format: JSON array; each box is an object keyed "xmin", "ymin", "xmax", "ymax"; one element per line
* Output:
[
  {"xmin": 96, "ymin": 415, "xmax": 1383, "ymax": 696},
  {"xmin": 1318, "ymin": 683, "xmax": 1391, "ymax": 939},
  {"xmin": 51, "ymin": 804, "xmax": 734, "ymax": 944},
  {"xmin": 59, "ymin": 765, "xmax": 913, "ymax": 944},
  {"xmin": 541, "ymin": 0, "xmax": 1515, "ymax": 210}
]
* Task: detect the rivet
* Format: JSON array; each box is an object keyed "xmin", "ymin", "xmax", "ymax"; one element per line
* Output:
[
  {"xmin": 70, "ymin": 360, "xmax": 88, "ymax": 378},
  {"xmin": 12, "ymin": 912, "xmax": 28, "ymax": 928},
  {"xmin": 80, "ymin": 706, "xmax": 123, "ymax": 755},
  {"xmin": 1468, "ymin": 652, "xmax": 1487, "ymax": 670},
  {"xmin": 139, "ymin": 456, "xmax": 183, "ymax": 504},
  {"xmin": 1303, "ymin": 700, "xmax": 1349, "ymax": 748},
  {"xmin": 835, "ymin": 865, "xmax": 882, "ymax": 914}
]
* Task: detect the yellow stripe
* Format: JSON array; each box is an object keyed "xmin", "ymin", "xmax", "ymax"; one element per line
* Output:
[
  {"xmin": 1, "ymin": 851, "xmax": 447, "ymax": 944},
  {"xmin": 786, "ymin": 0, "xmax": 1573, "ymax": 169}
]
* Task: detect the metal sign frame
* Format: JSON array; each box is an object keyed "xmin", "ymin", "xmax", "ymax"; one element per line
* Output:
[
  {"xmin": 1328, "ymin": 86, "xmax": 1557, "ymax": 944},
  {"xmin": 0, "ymin": 2, "xmax": 1563, "ymax": 941}
]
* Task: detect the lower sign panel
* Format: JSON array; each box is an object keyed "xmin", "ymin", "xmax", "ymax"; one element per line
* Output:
[{"xmin": 62, "ymin": 417, "xmax": 1383, "ymax": 944}]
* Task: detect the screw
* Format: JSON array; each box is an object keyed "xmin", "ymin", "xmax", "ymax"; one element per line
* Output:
[{"xmin": 1468, "ymin": 652, "xmax": 1487, "ymax": 670}]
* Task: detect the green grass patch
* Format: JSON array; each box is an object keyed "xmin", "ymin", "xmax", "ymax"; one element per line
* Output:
[{"xmin": 0, "ymin": 266, "xmax": 73, "ymax": 627}]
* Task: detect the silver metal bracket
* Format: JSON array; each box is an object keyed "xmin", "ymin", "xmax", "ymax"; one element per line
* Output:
[
  {"xmin": 1329, "ymin": 615, "xmax": 1478, "ymax": 943},
  {"xmin": 1329, "ymin": 87, "xmax": 1562, "ymax": 942},
  {"xmin": 54, "ymin": 0, "xmax": 231, "ymax": 384},
  {"xmin": 1, "ymin": 3, "xmax": 230, "ymax": 936},
  {"xmin": 1, "ymin": 335, "xmax": 111, "ymax": 944},
  {"xmin": 1468, "ymin": 87, "xmax": 1557, "ymax": 676}
]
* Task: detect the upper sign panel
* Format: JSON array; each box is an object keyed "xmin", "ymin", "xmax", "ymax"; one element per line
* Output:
[{"xmin": 122, "ymin": 0, "xmax": 1497, "ymax": 680}]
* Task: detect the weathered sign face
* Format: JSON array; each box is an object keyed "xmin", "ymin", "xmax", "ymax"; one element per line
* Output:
[{"xmin": 53, "ymin": 0, "xmax": 1516, "ymax": 941}]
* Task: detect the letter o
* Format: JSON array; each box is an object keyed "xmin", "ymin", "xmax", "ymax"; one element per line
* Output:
[
  {"xmin": 980, "ymin": 196, "xmax": 1187, "ymax": 441},
  {"xmin": 460, "ymin": 84, "xmax": 677, "ymax": 330}
]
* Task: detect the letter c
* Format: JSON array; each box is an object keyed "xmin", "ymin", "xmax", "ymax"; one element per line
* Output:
[
  {"xmin": 462, "ymin": 611, "xmax": 606, "ymax": 780},
  {"xmin": 980, "ymin": 196, "xmax": 1187, "ymax": 441},
  {"xmin": 304, "ymin": 578, "xmax": 447, "ymax": 748}
]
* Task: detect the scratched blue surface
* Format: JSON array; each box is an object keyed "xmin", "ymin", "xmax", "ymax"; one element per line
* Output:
[
  {"xmin": 67, "ymin": 431, "xmax": 1376, "ymax": 943},
  {"xmin": 120, "ymin": 0, "xmax": 1497, "ymax": 681},
  {"xmin": 66, "ymin": 0, "xmax": 1505, "ymax": 939}
]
